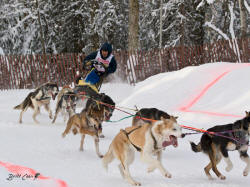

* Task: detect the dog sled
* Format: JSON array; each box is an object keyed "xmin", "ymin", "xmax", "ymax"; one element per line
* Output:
[{"xmin": 73, "ymin": 82, "xmax": 101, "ymax": 106}]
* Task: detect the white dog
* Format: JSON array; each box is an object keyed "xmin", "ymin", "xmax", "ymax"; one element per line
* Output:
[{"xmin": 102, "ymin": 117, "xmax": 183, "ymax": 186}]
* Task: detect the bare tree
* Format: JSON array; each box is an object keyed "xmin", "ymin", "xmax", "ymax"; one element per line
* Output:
[
  {"xmin": 128, "ymin": 0, "xmax": 139, "ymax": 51},
  {"xmin": 36, "ymin": 0, "xmax": 46, "ymax": 55},
  {"xmin": 239, "ymin": 0, "xmax": 247, "ymax": 38}
]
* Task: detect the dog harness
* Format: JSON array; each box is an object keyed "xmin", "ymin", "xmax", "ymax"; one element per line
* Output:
[
  {"xmin": 229, "ymin": 124, "xmax": 249, "ymax": 148},
  {"xmin": 121, "ymin": 125, "xmax": 158, "ymax": 152},
  {"xmin": 150, "ymin": 128, "xmax": 158, "ymax": 151},
  {"xmin": 35, "ymin": 86, "xmax": 53, "ymax": 101},
  {"xmin": 121, "ymin": 127, "xmax": 142, "ymax": 152},
  {"xmin": 232, "ymin": 130, "xmax": 248, "ymax": 148}
]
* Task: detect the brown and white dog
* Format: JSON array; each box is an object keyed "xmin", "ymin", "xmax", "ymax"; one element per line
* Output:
[
  {"xmin": 84, "ymin": 93, "xmax": 115, "ymax": 138},
  {"xmin": 52, "ymin": 86, "xmax": 77, "ymax": 124},
  {"xmin": 190, "ymin": 111, "xmax": 250, "ymax": 180},
  {"xmin": 62, "ymin": 104, "xmax": 105, "ymax": 158},
  {"xmin": 14, "ymin": 82, "xmax": 58, "ymax": 124},
  {"xmin": 102, "ymin": 117, "xmax": 183, "ymax": 186}
]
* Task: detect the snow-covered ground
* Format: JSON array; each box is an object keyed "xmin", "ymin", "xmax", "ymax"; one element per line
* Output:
[{"xmin": 0, "ymin": 62, "xmax": 250, "ymax": 187}]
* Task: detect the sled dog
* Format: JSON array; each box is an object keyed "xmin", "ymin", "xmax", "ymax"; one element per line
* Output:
[
  {"xmin": 85, "ymin": 93, "xmax": 115, "ymax": 121},
  {"xmin": 82, "ymin": 93, "xmax": 115, "ymax": 138},
  {"xmin": 132, "ymin": 107, "xmax": 176, "ymax": 126},
  {"xmin": 62, "ymin": 104, "xmax": 106, "ymax": 158},
  {"xmin": 52, "ymin": 86, "xmax": 77, "ymax": 123},
  {"xmin": 190, "ymin": 111, "xmax": 250, "ymax": 180},
  {"xmin": 102, "ymin": 117, "xmax": 183, "ymax": 186},
  {"xmin": 14, "ymin": 82, "xmax": 59, "ymax": 124}
]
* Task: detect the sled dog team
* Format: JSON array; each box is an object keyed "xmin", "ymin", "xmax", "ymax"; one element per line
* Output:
[{"xmin": 14, "ymin": 82, "xmax": 250, "ymax": 186}]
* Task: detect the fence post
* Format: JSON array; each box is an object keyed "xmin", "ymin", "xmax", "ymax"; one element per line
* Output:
[{"xmin": 246, "ymin": 38, "xmax": 250, "ymax": 62}]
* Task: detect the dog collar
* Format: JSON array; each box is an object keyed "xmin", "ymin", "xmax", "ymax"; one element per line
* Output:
[{"xmin": 150, "ymin": 127, "xmax": 158, "ymax": 151}]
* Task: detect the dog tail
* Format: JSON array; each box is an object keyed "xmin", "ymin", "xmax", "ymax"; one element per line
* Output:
[
  {"xmin": 190, "ymin": 141, "xmax": 202, "ymax": 152},
  {"xmin": 13, "ymin": 93, "xmax": 33, "ymax": 110},
  {"xmin": 13, "ymin": 104, "xmax": 22, "ymax": 110},
  {"xmin": 102, "ymin": 144, "xmax": 115, "ymax": 171}
]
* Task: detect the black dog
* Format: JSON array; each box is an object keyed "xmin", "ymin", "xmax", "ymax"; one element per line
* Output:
[
  {"xmin": 190, "ymin": 111, "xmax": 250, "ymax": 180},
  {"xmin": 132, "ymin": 108, "xmax": 176, "ymax": 126}
]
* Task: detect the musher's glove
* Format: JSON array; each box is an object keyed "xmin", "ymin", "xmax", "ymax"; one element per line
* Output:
[
  {"xmin": 93, "ymin": 63, "xmax": 106, "ymax": 73},
  {"xmin": 83, "ymin": 61, "xmax": 92, "ymax": 71}
]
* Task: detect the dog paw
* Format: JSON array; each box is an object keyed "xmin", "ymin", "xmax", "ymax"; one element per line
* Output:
[
  {"xmin": 243, "ymin": 170, "xmax": 248, "ymax": 176},
  {"xmin": 62, "ymin": 133, "xmax": 66, "ymax": 138},
  {"xmin": 72, "ymin": 128, "xmax": 78, "ymax": 135},
  {"xmin": 79, "ymin": 148, "xmax": 84, "ymax": 151},
  {"xmin": 98, "ymin": 155, "xmax": 103, "ymax": 158},
  {"xmin": 219, "ymin": 175, "xmax": 226, "ymax": 180},
  {"xmin": 49, "ymin": 113, "xmax": 53, "ymax": 119},
  {"xmin": 164, "ymin": 173, "xmax": 172, "ymax": 178},
  {"xmin": 132, "ymin": 181, "xmax": 141, "ymax": 186},
  {"xmin": 99, "ymin": 134, "xmax": 105, "ymax": 138}
]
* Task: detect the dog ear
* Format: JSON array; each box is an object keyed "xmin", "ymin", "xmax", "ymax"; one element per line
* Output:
[
  {"xmin": 169, "ymin": 115, "xmax": 177, "ymax": 122},
  {"xmin": 245, "ymin": 111, "xmax": 250, "ymax": 116}
]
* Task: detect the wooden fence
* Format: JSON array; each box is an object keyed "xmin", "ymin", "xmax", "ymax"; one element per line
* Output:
[{"xmin": 0, "ymin": 37, "xmax": 249, "ymax": 90}]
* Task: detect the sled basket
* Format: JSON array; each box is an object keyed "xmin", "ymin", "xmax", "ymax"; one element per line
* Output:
[{"xmin": 74, "ymin": 81, "xmax": 100, "ymax": 100}]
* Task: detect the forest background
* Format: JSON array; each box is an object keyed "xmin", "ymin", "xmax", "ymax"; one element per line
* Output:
[{"xmin": 0, "ymin": 0, "xmax": 249, "ymax": 55}]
